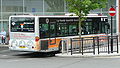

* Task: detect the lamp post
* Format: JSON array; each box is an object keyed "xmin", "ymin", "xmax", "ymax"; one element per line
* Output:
[
  {"xmin": 43, "ymin": 0, "xmax": 45, "ymax": 15},
  {"xmin": 1, "ymin": 0, "xmax": 3, "ymax": 31},
  {"xmin": 23, "ymin": 0, "xmax": 25, "ymax": 14}
]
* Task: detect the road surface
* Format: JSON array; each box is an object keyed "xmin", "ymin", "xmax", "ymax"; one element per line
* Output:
[{"xmin": 0, "ymin": 47, "xmax": 120, "ymax": 68}]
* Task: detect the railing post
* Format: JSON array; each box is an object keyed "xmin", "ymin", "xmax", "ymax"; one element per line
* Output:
[
  {"xmin": 70, "ymin": 38, "xmax": 72, "ymax": 55},
  {"xmin": 97, "ymin": 36, "xmax": 99, "ymax": 54},
  {"xmin": 117, "ymin": 35, "xmax": 119, "ymax": 53},
  {"xmin": 93, "ymin": 37, "xmax": 95, "ymax": 55},
  {"xmin": 62, "ymin": 38, "xmax": 64, "ymax": 54},
  {"xmin": 81, "ymin": 38, "xmax": 83, "ymax": 55},
  {"xmin": 111, "ymin": 36, "xmax": 113, "ymax": 53},
  {"xmin": 108, "ymin": 36, "xmax": 110, "ymax": 54},
  {"xmin": 67, "ymin": 39, "xmax": 69, "ymax": 55}
]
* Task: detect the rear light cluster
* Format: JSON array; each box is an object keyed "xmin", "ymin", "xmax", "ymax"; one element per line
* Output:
[{"xmin": 35, "ymin": 36, "xmax": 39, "ymax": 42}]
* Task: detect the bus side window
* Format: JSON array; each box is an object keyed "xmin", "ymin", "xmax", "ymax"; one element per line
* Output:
[
  {"xmin": 69, "ymin": 24, "xmax": 78, "ymax": 36},
  {"xmin": 39, "ymin": 24, "xmax": 49, "ymax": 39},
  {"xmin": 106, "ymin": 23, "xmax": 110, "ymax": 34},
  {"xmin": 50, "ymin": 24, "xmax": 56, "ymax": 37}
]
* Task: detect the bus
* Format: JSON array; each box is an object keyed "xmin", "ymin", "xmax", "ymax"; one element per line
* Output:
[{"xmin": 9, "ymin": 14, "xmax": 109, "ymax": 54}]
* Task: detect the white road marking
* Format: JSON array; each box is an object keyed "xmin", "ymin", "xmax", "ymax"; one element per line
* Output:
[
  {"xmin": 7, "ymin": 60, "xmax": 20, "ymax": 62},
  {"xmin": 2, "ymin": 55, "xmax": 8, "ymax": 56},
  {"xmin": 6, "ymin": 58, "xmax": 33, "ymax": 62}
]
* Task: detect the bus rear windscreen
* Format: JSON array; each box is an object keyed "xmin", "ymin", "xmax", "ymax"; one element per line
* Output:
[{"xmin": 10, "ymin": 17, "xmax": 35, "ymax": 32}]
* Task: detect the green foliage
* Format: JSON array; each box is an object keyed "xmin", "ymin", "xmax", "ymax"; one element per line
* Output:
[{"xmin": 66, "ymin": 0, "xmax": 108, "ymax": 16}]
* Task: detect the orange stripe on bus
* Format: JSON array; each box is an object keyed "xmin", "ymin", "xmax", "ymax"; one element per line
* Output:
[
  {"xmin": 48, "ymin": 45, "xmax": 58, "ymax": 48},
  {"xmin": 20, "ymin": 24, "xmax": 24, "ymax": 25}
]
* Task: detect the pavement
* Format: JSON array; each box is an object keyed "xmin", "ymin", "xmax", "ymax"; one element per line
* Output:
[
  {"xmin": 55, "ymin": 44, "xmax": 120, "ymax": 58},
  {"xmin": 0, "ymin": 44, "xmax": 9, "ymax": 48},
  {"xmin": 55, "ymin": 52, "xmax": 120, "ymax": 58}
]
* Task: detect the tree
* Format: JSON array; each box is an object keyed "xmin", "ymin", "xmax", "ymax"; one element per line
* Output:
[{"xmin": 66, "ymin": 0, "xmax": 107, "ymax": 52}]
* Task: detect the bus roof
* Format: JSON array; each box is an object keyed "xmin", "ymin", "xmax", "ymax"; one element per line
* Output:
[{"xmin": 9, "ymin": 15, "xmax": 108, "ymax": 18}]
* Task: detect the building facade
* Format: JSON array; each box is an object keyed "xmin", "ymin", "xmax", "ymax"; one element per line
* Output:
[
  {"xmin": 0, "ymin": 0, "xmax": 119, "ymax": 35},
  {"xmin": 118, "ymin": 0, "xmax": 120, "ymax": 40}
]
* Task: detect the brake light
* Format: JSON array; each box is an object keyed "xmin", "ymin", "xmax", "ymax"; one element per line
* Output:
[{"xmin": 35, "ymin": 36, "xmax": 39, "ymax": 42}]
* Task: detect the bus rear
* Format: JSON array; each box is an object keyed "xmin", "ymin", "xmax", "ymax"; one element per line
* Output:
[{"xmin": 9, "ymin": 16, "xmax": 40, "ymax": 52}]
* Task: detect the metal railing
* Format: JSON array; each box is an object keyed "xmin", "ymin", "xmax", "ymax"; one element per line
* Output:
[{"xmin": 69, "ymin": 35, "xmax": 118, "ymax": 55}]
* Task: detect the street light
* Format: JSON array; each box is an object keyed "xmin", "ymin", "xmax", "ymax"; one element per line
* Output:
[
  {"xmin": 1, "ymin": 0, "xmax": 3, "ymax": 31},
  {"xmin": 23, "ymin": 0, "xmax": 25, "ymax": 14}
]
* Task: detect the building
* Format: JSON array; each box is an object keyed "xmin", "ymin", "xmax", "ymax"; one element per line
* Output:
[
  {"xmin": 0, "ymin": 0, "xmax": 119, "ymax": 37},
  {"xmin": 118, "ymin": 0, "xmax": 120, "ymax": 40}
]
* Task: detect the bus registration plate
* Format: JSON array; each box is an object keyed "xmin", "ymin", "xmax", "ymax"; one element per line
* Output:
[{"xmin": 19, "ymin": 46, "xmax": 26, "ymax": 48}]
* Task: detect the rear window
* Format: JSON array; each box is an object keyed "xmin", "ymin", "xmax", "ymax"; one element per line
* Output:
[{"xmin": 10, "ymin": 17, "xmax": 35, "ymax": 32}]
